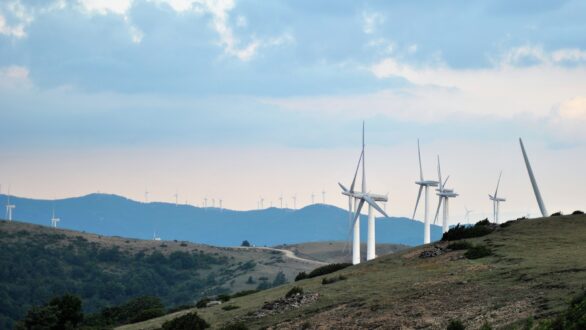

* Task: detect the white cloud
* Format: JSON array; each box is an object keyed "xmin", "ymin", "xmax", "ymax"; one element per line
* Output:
[
  {"xmin": 362, "ymin": 11, "xmax": 384, "ymax": 34},
  {"xmin": 78, "ymin": 0, "xmax": 134, "ymax": 16},
  {"xmin": 0, "ymin": 65, "xmax": 31, "ymax": 89},
  {"xmin": 497, "ymin": 44, "xmax": 586, "ymax": 67},
  {"xmin": 0, "ymin": 1, "xmax": 34, "ymax": 38}
]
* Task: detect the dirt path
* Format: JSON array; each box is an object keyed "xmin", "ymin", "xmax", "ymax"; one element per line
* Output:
[{"xmin": 234, "ymin": 246, "xmax": 328, "ymax": 266}]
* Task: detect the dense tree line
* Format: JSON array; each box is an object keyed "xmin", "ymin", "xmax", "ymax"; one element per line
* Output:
[{"xmin": 0, "ymin": 229, "xmax": 231, "ymax": 329}]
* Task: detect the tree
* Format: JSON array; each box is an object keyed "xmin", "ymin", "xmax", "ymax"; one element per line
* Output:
[
  {"xmin": 16, "ymin": 294, "xmax": 82, "ymax": 330},
  {"xmin": 272, "ymin": 271, "xmax": 287, "ymax": 287},
  {"xmin": 241, "ymin": 240, "xmax": 251, "ymax": 247},
  {"xmin": 161, "ymin": 312, "xmax": 209, "ymax": 330}
]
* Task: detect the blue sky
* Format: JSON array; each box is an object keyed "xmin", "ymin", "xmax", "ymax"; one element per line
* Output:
[{"xmin": 1, "ymin": 0, "xmax": 586, "ymax": 220}]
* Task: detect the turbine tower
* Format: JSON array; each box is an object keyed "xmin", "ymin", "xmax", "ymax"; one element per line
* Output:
[
  {"xmin": 519, "ymin": 138, "xmax": 548, "ymax": 217},
  {"xmin": 279, "ymin": 195, "xmax": 283, "ymax": 208},
  {"xmin": 322, "ymin": 190, "xmax": 326, "ymax": 204},
  {"xmin": 5, "ymin": 193, "xmax": 15, "ymax": 222},
  {"xmin": 311, "ymin": 193, "xmax": 315, "ymax": 204},
  {"xmin": 174, "ymin": 192, "xmax": 178, "ymax": 206},
  {"xmin": 339, "ymin": 122, "xmax": 388, "ymax": 264},
  {"xmin": 411, "ymin": 139, "xmax": 439, "ymax": 244},
  {"xmin": 433, "ymin": 156, "xmax": 459, "ymax": 233},
  {"xmin": 144, "ymin": 190, "xmax": 149, "ymax": 203},
  {"xmin": 292, "ymin": 195, "xmax": 297, "ymax": 210},
  {"xmin": 51, "ymin": 208, "xmax": 60, "ymax": 228},
  {"xmin": 465, "ymin": 207, "xmax": 473, "ymax": 224},
  {"xmin": 489, "ymin": 171, "xmax": 506, "ymax": 223},
  {"xmin": 339, "ymin": 149, "xmax": 363, "ymax": 265}
]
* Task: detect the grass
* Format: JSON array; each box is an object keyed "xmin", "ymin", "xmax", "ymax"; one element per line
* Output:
[{"xmin": 118, "ymin": 214, "xmax": 586, "ymax": 330}]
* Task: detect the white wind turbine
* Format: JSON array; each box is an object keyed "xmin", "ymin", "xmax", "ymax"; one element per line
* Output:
[
  {"xmin": 339, "ymin": 122, "xmax": 389, "ymax": 264},
  {"xmin": 5, "ymin": 189, "xmax": 15, "ymax": 221},
  {"xmin": 519, "ymin": 138, "xmax": 548, "ymax": 217},
  {"xmin": 174, "ymin": 192, "xmax": 178, "ymax": 206},
  {"xmin": 311, "ymin": 193, "xmax": 315, "ymax": 204},
  {"xmin": 338, "ymin": 149, "xmax": 363, "ymax": 264},
  {"xmin": 51, "ymin": 207, "xmax": 60, "ymax": 228},
  {"xmin": 489, "ymin": 171, "xmax": 506, "ymax": 223},
  {"xmin": 433, "ymin": 156, "xmax": 459, "ymax": 233},
  {"xmin": 322, "ymin": 190, "xmax": 326, "ymax": 204},
  {"xmin": 465, "ymin": 207, "xmax": 473, "ymax": 224},
  {"xmin": 279, "ymin": 195, "xmax": 283, "ymax": 208},
  {"xmin": 292, "ymin": 195, "xmax": 297, "ymax": 210},
  {"xmin": 411, "ymin": 140, "xmax": 439, "ymax": 244}
]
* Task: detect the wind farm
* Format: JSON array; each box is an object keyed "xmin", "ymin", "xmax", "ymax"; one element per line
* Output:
[{"xmin": 1, "ymin": 1, "xmax": 586, "ymax": 329}]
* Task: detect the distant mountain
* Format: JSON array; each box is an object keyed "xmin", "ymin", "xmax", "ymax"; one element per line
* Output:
[{"xmin": 0, "ymin": 193, "xmax": 443, "ymax": 246}]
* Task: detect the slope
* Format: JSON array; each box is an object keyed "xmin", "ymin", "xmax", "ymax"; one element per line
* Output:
[{"xmin": 120, "ymin": 214, "xmax": 586, "ymax": 329}]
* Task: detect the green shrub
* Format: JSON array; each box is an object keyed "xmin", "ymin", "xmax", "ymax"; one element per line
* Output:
[
  {"xmin": 218, "ymin": 294, "xmax": 231, "ymax": 302},
  {"xmin": 447, "ymin": 319, "xmax": 465, "ymax": 330},
  {"xmin": 464, "ymin": 245, "xmax": 492, "ymax": 259},
  {"xmin": 196, "ymin": 298, "xmax": 210, "ymax": 309},
  {"xmin": 307, "ymin": 263, "xmax": 351, "ymax": 279},
  {"xmin": 572, "ymin": 210, "xmax": 584, "ymax": 215},
  {"xmin": 295, "ymin": 271, "xmax": 308, "ymax": 281},
  {"xmin": 479, "ymin": 322, "xmax": 492, "ymax": 330},
  {"xmin": 221, "ymin": 305, "xmax": 239, "ymax": 311},
  {"xmin": 551, "ymin": 211, "xmax": 563, "ymax": 216},
  {"xmin": 161, "ymin": 312, "xmax": 209, "ymax": 330},
  {"xmin": 321, "ymin": 275, "xmax": 347, "ymax": 285},
  {"xmin": 446, "ymin": 241, "xmax": 472, "ymax": 250},
  {"xmin": 442, "ymin": 220, "xmax": 495, "ymax": 241},
  {"xmin": 285, "ymin": 286, "xmax": 304, "ymax": 298}
]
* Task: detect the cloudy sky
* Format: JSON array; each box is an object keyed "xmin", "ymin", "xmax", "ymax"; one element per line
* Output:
[{"xmin": 1, "ymin": 0, "xmax": 586, "ymax": 222}]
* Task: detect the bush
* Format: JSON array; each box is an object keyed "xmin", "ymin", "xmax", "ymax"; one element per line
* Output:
[
  {"xmin": 446, "ymin": 241, "xmax": 472, "ymax": 251},
  {"xmin": 196, "ymin": 298, "xmax": 210, "ymax": 309},
  {"xmin": 572, "ymin": 210, "xmax": 584, "ymax": 215},
  {"xmin": 464, "ymin": 245, "xmax": 492, "ymax": 259},
  {"xmin": 161, "ymin": 312, "xmax": 209, "ymax": 330},
  {"xmin": 221, "ymin": 305, "xmax": 239, "ymax": 311},
  {"xmin": 447, "ymin": 319, "xmax": 465, "ymax": 330},
  {"xmin": 551, "ymin": 211, "xmax": 563, "ymax": 216},
  {"xmin": 218, "ymin": 294, "xmax": 231, "ymax": 302},
  {"xmin": 307, "ymin": 263, "xmax": 352, "ymax": 279},
  {"xmin": 442, "ymin": 220, "xmax": 495, "ymax": 241},
  {"xmin": 321, "ymin": 275, "xmax": 347, "ymax": 285},
  {"xmin": 295, "ymin": 272, "xmax": 308, "ymax": 281},
  {"xmin": 241, "ymin": 240, "xmax": 251, "ymax": 247},
  {"xmin": 285, "ymin": 286, "xmax": 304, "ymax": 298}
]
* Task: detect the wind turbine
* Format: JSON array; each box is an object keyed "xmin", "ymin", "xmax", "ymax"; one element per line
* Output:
[
  {"xmin": 322, "ymin": 190, "xmax": 326, "ymax": 204},
  {"xmin": 144, "ymin": 190, "xmax": 149, "ymax": 203},
  {"xmin": 465, "ymin": 207, "xmax": 473, "ymax": 224},
  {"xmin": 204, "ymin": 197, "xmax": 208, "ymax": 208},
  {"xmin": 489, "ymin": 171, "xmax": 506, "ymax": 223},
  {"xmin": 311, "ymin": 193, "xmax": 315, "ymax": 204},
  {"xmin": 5, "ymin": 193, "xmax": 15, "ymax": 222},
  {"xmin": 174, "ymin": 192, "xmax": 178, "ymax": 206},
  {"xmin": 51, "ymin": 208, "xmax": 60, "ymax": 228},
  {"xmin": 292, "ymin": 195, "xmax": 297, "ymax": 210},
  {"xmin": 338, "ymin": 148, "xmax": 363, "ymax": 264},
  {"xmin": 340, "ymin": 122, "xmax": 389, "ymax": 264},
  {"xmin": 433, "ymin": 156, "xmax": 459, "ymax": 233},
  {"xmin": 411, "ymin": 139, "xmax": 439, "ymax": 244},
  {"xmin": 519, "ymin": 138, "xmax": 548, "ymax": 217},
  {"xmin": 219, "ymin": 199, "xmax": 223, "ymax": 210},
  {"xmin": 279, "ymin": 195, "xmax": 283, "ymax": 208},
  {"xmin": 260, "ymin": 197, "xmax": 264, "ymax": 209}
]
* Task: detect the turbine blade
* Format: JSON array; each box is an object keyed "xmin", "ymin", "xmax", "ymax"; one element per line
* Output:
[
  {"xmin": 350, "ymin": 150, "xmax": 363, "ymax": 192},
  {"xmin": 412, "ymin": 186, "xmax": 423, "ymax": 220},
  {"xmin": 443, "ymin": 175, "xmax": 450, "ymax": 188},
  {"xmin": 519, "ymin": 138, "xmax": 548, "ymax": 217},
  {"xmin": 433, "ymin": 197, "xmax": 443, "ymax": 224},
  {"xmin": 363, "ymin": 195, "xmax": 389, "ymax": 218},
  {"xmin": 437, "ymin": 155, "xmax": 442, "ymax": 189},
  {"xmin": 417, "ymin": 139, "xmax": 423, "ymax": 180},
  {"xmin": 338, "ymin": 182, "xmax": 349, "ymax": 192},
  {"xmin": 495, "ymin": 171, "xmax": 502, "ymax": 198},
  {"xmin": 352, "ymin": 199, "xmax": 365, "ymax": 226},
  {"xmin": 362, "ymin": 122, "xmax": 366, "ymax": 192}
]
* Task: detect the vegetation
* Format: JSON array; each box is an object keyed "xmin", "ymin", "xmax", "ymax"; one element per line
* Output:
[
  {"xmin": 160, "ymin": 312, "xmax": 209, "ymax": 330},
  {"xmin": 551, "ymin": 212, "xmax": 563, "ymax": 216},
  {"xmin": 446, "ymin": 241, "xmax": 473, "ymax": 250},
  {"xmin": 543, "ymin": 291, "xmax": 586, "ymax": 329},
  {"xmin": 464, "ymin": 244, "xmax": 493, "ymax": 259},
  {"xmin": 285, "ymin": 287, "xmax": 304, "ymax": 298},
  {"xmin": 15, "ymin": 294, "xmax": 83, "ymax": 330},
  {"xmin": 572, "ymin": 210, "xmax": 584, "ymax": 215},
  {"xmin": 446, "ymin": 319, "xmax": 466, "ymax": 330},
  {"xmin": 441, "ymin": 219, "xmax": 495, "ymax": 241},
  {"xmin": 305, "ymin": 263, "xmax": 352, "ymax": 279},
  {"xmin": 295, "ymin": 271, "xmax": 308, "ymax": 281},
  {"xmin": 221, "ymin": 305, "xmax": 240, "ymax": 311},
  {"xmin": 321, "ymin": 275, "xmax": 347, "ymax": 285},
  {"xmin": 241, "ymin": 240, "xmax": 251, "ymax": 247}
]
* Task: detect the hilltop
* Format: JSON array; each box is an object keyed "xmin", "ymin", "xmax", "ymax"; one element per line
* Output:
[
  {"xmin": 0, "ymin": 193, "xmax": 442, "ymax": 246},
  {"xmin": 120, "ymin": 214, "xmax": 586, "ymax": 329}
]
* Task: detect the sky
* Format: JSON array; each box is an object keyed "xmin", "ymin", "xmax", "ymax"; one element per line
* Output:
[{"xmin": 1, "ymin": 0, "xmax": 586, "ymax": 223}]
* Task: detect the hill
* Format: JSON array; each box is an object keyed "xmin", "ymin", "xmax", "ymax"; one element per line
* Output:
[
  {"xmin": 0, "ymin": 220, "xmax": 406, "ymax": 329},
  {"xmin": 120, "ymin": 214, "xmax": 586, "ymax": 329},
  {"xmin": 0, "ymin": 193, "xmax": 442, "ymax": 246},
  {"xmin": 274, "ymin": 241, "xmax": 408, "ymax": 264}
]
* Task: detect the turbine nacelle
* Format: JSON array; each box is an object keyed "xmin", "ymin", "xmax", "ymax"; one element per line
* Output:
[{"xmin": 415, "ymin": 180, "xmax": 439, "ymax": 187}]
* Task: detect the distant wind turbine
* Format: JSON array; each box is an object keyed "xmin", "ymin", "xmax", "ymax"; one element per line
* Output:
[
  {"xmin": 311, "ymin": 193, "xmax": 315, "ymax": 205},
  {"xmin": 279, "ymin": 195, "xmax": 283, "ymax": 208},
  {"xmin": 174, "ymin": 192, "xmax": 178, "ymax": 206},
  {"xmin": 322, "ymin": 190, "xmax": 326, "ymax": 204},
  {"xmin": 292, "ymin": 195, "xmax": 297, "ymax": 210},
  {"xmin": 433, "ymin": 156, "xmax": 459, "ymax": 233},
  {"xmin": 144, "ymin": 190, "xmax": 149, "ymax": 203},
  {"xmin": 489, "ymin": 171, "xmax": 506, "ymax": 224},
  {"xmin": 465, "ymin": 207, "xmax": 473, "ymax": 224},
  {"xmin": 5, "ymin": 189, "xmax": 15, "ymax": 221},
  {"xmin": 51, "ymin": 207, "xmax": 60, "ymax": 228}
]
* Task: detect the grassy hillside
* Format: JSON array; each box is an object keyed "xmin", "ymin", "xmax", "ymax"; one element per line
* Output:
[
  {"xmin": 275, "ymin": 241, "xmax": 408, "ymax": 264},
  {"xmin": 0, "ymin": 220, "xmax": 321, "ymax": 329},
  {"xmin": 120, "ymin": 214, "xmax": 586, "ymax": 329}
]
